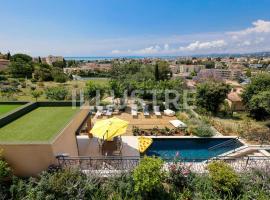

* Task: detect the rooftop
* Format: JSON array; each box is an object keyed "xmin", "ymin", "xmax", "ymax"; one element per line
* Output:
[
  {"xmin": 0, "ymin": 106, "xmax": 79, "ymax": 142},
  {"xmin": 0, "ymin": 104, "xmax": 23, "ymax": 117}
]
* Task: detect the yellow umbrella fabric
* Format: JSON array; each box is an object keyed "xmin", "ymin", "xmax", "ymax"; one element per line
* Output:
[{"xmin": 90, "ymin": 117, "xmax": 129, "ymax": 141}]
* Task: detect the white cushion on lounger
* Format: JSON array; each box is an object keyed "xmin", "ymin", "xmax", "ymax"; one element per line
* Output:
[
  {"xmin": 164, "ymin": 109, "xmax": 175, "ymax": 116},
  {"xmin": 170, "ymin": 120, "xmax": 187, "ymax": 128}
]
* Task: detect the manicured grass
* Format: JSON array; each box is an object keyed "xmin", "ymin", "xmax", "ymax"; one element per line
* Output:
[
  {"xmin": 0, "ymin": 104, "xmax": 22, "ymax": 116},
  {"xmin": 0, "ymin": 107, "xmax": 79, "ymax": 142}
]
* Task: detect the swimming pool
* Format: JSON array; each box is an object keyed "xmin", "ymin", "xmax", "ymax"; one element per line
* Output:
[{"xmin": 145, "ymin": 138, "xmax": 243, "ymax": 161}]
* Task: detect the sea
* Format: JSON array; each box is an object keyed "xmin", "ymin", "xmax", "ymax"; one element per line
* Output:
[{"xmin": 64, "ymin": 56, "xmax": 179, "ymax": 61}]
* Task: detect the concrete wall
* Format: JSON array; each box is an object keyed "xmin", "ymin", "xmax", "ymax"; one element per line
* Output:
[
  {"xmin": 0, "ymin": 143, "xmax": 54, "ymax": 177},
  {"xmin": 52, "ymin": 108, "xmax": 90, "ymax": 157}
]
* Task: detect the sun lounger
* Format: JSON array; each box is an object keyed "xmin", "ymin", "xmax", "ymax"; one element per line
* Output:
[
  {"xmin": 143, "ymin": 105, "xmax": 149, "ymax": 116},
  {"xmin": 153, "ymin": 106, "xmax": 161, "ymax": 116},
  {"xmin": 164, "ymin": 109, "xmax": 175, "ymax": 116},
  {"xmin": 131, "ymin": 105, "xmax": 138, "ymax": 116},
  {"xmin": 169, "ymin": 120, "xmax": 187, "ymax": 128}
]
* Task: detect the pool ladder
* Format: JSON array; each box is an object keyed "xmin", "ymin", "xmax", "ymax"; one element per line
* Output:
[{"xmin": 208, "ymin": 137, "xmax": 240, "ymax": 151}]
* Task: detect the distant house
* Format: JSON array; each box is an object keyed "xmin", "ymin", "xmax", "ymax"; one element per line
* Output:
[
  {"xmin": 226, "ymin": 87, "xmax": 245, "ymax": 111},
  {"xmin": 179, "ymin": 65, "xmax": 205, "ymax": 73},
  {"xmin": 249, "ymin": 64, "xmax": 263, "ymax": 69},
  {"xmin": 45, "ymin": 55, "xmax": 64, "ymax": 65},
  {"xmin": 0, "ymin": 59, "xmax": 10, "ymax": 71},
  {"xmin": 63, "ymin": 63, "xmax": 112, "ymax": 74},
  {"xmin": 195, "ymin": 69, "xmax": 242, "ymax": 81},
  {"xmin": 169, "ymin": 65, "xmax": 179, "ymax": 74}
]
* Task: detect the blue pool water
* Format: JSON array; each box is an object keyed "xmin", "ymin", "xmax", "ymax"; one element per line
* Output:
[{"xmin": 145, "ymin": 138, "xmax": 243, "ymax": 161}]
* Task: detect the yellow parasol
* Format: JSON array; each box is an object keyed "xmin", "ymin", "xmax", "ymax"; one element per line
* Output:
[{"xmin": 90, "ymin": 117, "xmax": 128, "ymax": 141}]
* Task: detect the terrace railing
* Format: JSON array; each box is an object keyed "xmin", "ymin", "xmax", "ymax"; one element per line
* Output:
[
  {"xmin": 208, "ymin": 137, "xmax": 240, "ymax": 151},
  {"xmin": 56, "ymin": 155, "xmax": 140, "ymax": 176},
  {"xmin": 56, "ymin": 155, "xmax": 270, "ymax": 176}
]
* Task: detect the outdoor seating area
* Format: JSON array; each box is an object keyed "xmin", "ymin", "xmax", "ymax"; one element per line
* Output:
[{"xmin": 91, "ymin": 110, "xmax": 178, "ymax": 135}]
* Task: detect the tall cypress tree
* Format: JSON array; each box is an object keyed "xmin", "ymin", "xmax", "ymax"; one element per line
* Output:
[{"xmin": 154, "ymin": 64, "xmax": 159, "ymax": 81}]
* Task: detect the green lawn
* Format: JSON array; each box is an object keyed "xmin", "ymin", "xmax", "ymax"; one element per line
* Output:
[
  {"xmin": 0, "ymin": 104, "xmax": 23, "ymax": 117},
  {"xmin": 0, "ymin": 107, "xmax": 79, "ymax": 142}
]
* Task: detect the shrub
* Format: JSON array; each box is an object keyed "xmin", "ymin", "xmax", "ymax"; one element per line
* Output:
[
  {"xmin": 167, "ymin": 160, "xmax": 193, "ymax": 190},
  {"xmin": 193, "ymin": 123, "xmax": 214, "ymax": 137},
  {"xmin": 25, "ymin": 169, "xmax": 101, "ymax": 199},
  {"xmin": 45, "ymin": 86, "xmax": 68, "ymax": 100},
  {"xmin": 103, "ymin": 173, "xmax": 136, "ymax": 199},
  {"xmin": 0, "ymin": 160, "xmax": 12, "ymax": 182},
  {"xmin": 240, "ymin": 169, "xmax": 270, "ymax": 199},
  {"xmin": 177, "ymin": 112, "xmax": 189, "ymax": 122},
  {"xmin": 207, "ymin": 161, "xmax": 240, "ymax": 195},
  {"xmin": 0, "ymin": 75, "xmax": 7, "ymax": 81},
  {"xmin": 133, "ymin": 157, "xmax": 164, "ymax": 195},
  {"xmin": 52, "ymin": 68, "xmax": 68, "ymax": 83},
  {"xmin": 31, "ymin": 90, "xmax": 43, "ymax": 101},
  {"xmin": 187, "ymin": 118, "xmax": 214, "ymax": 137}
]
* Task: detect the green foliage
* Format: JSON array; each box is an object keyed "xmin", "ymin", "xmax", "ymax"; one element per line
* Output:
[
  {"xmin": 1, "ymin": 160, "xmax": 270, "ymax": 200},
  {"xmin": 85, "ymin": 80, "xmax": 107, "ymax": 100},
  {"xmin": 242, "ymin": 73, "xmax": 270, "ymax": 119},
  {"xmin": 202, "ymin": 61, "xmax": 215, "ymax": 69},
  {"xmin": 31, "ymin": 90, "xmax": 43, "ymax": 101},
  {"xmin": 133, "ymin": 157, "xmax": 164, "ymax": 195},
  {"xmin": 32, "ymin": 64, "xmax": 53, "ymax": 81},
  {"xmin": 11, "ymin": 54, "xmax": 32, "ymax": 63},
  {"xmin": 8, "ymin": 61, "xmax": 34, "ymax": 78},
  {"xmin": 45, "ymin": 86, "xmax": 68, "ymax": 100},
  {"xmin": 24, "ymin": 169, "xmax": 101, "ymax": 199},
  {"xmin": 51, "ymin": 67, "xmax": 68, "ymax": 83},
  {"xmin": 167, "ymin": 160, "xmax": 193, "ymax": 190},
  {"xmin": 103, "ymin": 173, "xmax": 137, "ymax": 200},
  {"xmin": 196, "ymin": 81, "xmax": 231, "ymax": 113},
  {"xmin": 109, "ymin": 79, "xmax": 125, "ymax": 98},
  {"xmin": 187, "ymin": 118, "xmax": 214, "ymax": 137},
  {"xmin": 193, "ymin": 123, "xmax": 214, "ymax": 137},
  {"xmin": 207, "ymin": 161, "xmax": 240, "ymax": 195},
  {"xmin": 0, "ymin": 75, "xmax": 7, "ymax": 81},
  {"xmin": 240, "ymin": 169, "xmax": 270, "ymax": 199},
  {"xmin": 52, "ymin": 61, "xmax": 66, "ymax": 68},
  {"xmin": 245, "ymin": 68, "xmax": 252, "ymax": 77},
  {"xmin": 155, "ymin": 60, "xmax": 171, "ymax": 80},
  {"xmin": 0, "ymin": 160, "xmax": 12, "ymax": 182},
  {"xmin": 249, "ymin": 91, "xmax": 270, "ymax": 119}
]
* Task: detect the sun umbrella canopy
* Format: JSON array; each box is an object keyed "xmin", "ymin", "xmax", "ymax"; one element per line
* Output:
[{"xmin": 90, "ymin": 117, "xmax": 129, "ymax": 141}]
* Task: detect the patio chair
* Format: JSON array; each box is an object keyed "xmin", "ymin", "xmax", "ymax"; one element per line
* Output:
[
  {"xmin": 105, "ymin": 105, "xmax": 113, "ymax": 116},
  {"xmin": 96, "ymin": 106, "xmax": 104, "ymax": 117},
  {"xmin": 114, "ymin": 136, "xmax": 123, "ymax": 156},
  {"xmin": 153, "ymin": 106, "xmax": 161, "ymax": 116},
  {"xmin": 143, "ymin": 105, "xmax": 150, "ymax": 116},
  {"xmin": 98, "ymin": 138, "xmax": 104, "ymax": 153},
  {"xmin": 131, "ymin": 105, "xmax": 138, "ymax": 116}
]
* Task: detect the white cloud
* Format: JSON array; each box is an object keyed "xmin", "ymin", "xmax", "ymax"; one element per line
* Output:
[
  {"xmin": 180, "ymin": 40, "xmax": 227, "ymax": 51},
  {"xmin": 1, "ymin": 19, "xmax": 270, "ymax": 56},
  {"xmin": 110, "ymin": 20, "xmax": 270, "ymax": 56},
  {"xmin": 228, "ymin": 20, "xmax": 270, "ymax": 36}
]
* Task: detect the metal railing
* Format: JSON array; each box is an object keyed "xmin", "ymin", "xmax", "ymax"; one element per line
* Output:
[
  {"xmin": 208, "ymin": 137, "xmax": 240, "ymax": 151},
  {"xmin": 56, "ymin": 155, "xmax": 270, "ymax": 176},
  {"xmin": 56, "ymin": 155, "xmax": 140, "ymax": 176}
]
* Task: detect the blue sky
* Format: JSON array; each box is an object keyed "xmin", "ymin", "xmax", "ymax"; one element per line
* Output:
[{"xmin": 0, "ymin": 0, "xmax": 270, "ymax": 56}]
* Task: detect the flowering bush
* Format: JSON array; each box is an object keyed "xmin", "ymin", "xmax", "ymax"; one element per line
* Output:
[{"xmin": 167, "ymin": 153, "xmax": 193, "ymax": 190}]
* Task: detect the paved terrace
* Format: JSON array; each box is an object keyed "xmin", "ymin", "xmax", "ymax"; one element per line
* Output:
[{"xmin": 91, "ymin": 112, "xmax": 177, "ymax": 135}]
